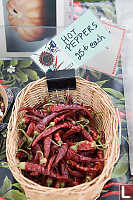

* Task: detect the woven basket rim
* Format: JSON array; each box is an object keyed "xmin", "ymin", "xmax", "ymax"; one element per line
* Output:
[{"xmin": 6, "ymin": 76, "xmax": 121, "ymax": 199}]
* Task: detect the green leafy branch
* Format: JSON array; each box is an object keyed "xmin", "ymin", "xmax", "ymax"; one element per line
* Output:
[
  {"xmin": 0, "ymin": 176, "xmax": 26, "ymax": 200},
  {"xmin": 0, "ymin": 60, "xmax": 40, "ymax": 88},
  {"xmin": 111, "ymin": 153, "xmax": 129, "ymax": 179}
]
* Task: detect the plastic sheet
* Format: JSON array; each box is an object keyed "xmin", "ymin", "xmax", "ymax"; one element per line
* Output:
[{"xmin": 116, "ymin": 0, "xmax": 133, "ymax": 175}]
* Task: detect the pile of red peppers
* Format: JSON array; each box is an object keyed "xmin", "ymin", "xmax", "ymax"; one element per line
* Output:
[{"xmin": 16, "ymin": 96, "xmax": 105, "ymax": 188}]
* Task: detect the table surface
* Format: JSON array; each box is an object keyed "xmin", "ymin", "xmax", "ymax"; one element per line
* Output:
[{"xmin": 0, "ymin": 1, "xmax": 132, "ymax": 200}]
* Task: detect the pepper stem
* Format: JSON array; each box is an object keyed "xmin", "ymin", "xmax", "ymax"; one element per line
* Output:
[
  {"xmin": 51, "ymin": 139, "xmax": 61, "ymax": 147},
  {"xmin": 46, "ymin": 178, "xmax": 53, "ymax": 187},
  {"xmin": 17, "ymin": 149, "xmax": 32, "ymax": 160},
  {"xmin": 86, "ymin": 176, "xmax": 91, "ymax": 182},
  {"xmin": 46, "ymin": 122, "xmax": 55, "ymax": 129},
  {"xmin": 18, "ymin": 129, "xmax": 33, "ymax": 145},
  {"xmin": 36, "ymin": 151, "xmax": 47, "ymax": 164}
]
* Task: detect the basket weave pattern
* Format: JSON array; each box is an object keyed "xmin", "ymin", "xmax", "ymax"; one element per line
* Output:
[{"xmin": 6, "ymin": 77, "xmax": 121, "ymax": 200}]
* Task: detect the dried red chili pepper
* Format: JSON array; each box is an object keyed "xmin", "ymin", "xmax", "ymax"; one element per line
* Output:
[
  {"xmin": 94, "ymin": 161, "xmax": 104, "ymax": 173},
  {"xmin": 17, "ymin": 162, "xmax": 47, "ymax": 175},
  {"xmin": 19, "ymin": 107, "xmax": 45, "ymax": 118},
  {"xmin": 66, "ymin": 148, "xmax": 103, "ymax": 163},
  {"xmin": 22, "ymin": 114, "xmax": 31, "ymax": 124},
  {"xmin": 50, "ymin": 144, "xmax": 60, "ymax": 153},
  {"xmin": 60, "ymin": 161, "xmax": 69, "ymax": 179},
  {"xmin": 24, "ymin": 114, "xmax": 41, "ymax": 122},
  {"xmin": 67, "ymin": 141, "xmax": 77, "ymax": 146},
  {"xmin": 52, "ymin": 143, "xmax": 68, "ymax": 168},
  {"xmin": 34, "ymin": 110, "xmax": 68, "ymax": 132},
  {"xmin": 97, "ymin": 149, "xmax": 104, "ymax": 159},
  {"xmin": 49, "ymin": 170, "xmax": 69, "ymax": 180},
  {"xmin": 30, "ymin": 171, "xmax": 39, "ymax": 176},
  {"xmin": 67, "ymin": 166, "xmax": 83, "ymax": 177},
  {"xmin": 44, "ymin": 135, "xmax": 52, "ymax": 159},
  {"xmin": 16, "ymin": 151, "xmax": 27, "ymax": 161},
  {"xmin": 32, "ymin": 122, "xmax": 72, "ymax": 146},
  {"xmin": 47, "ymin": 154, "xmax": 56, "ymax": 173},
  {"xmin": 33, "ymin": 152, "xmax": 40, "ymax": 164},
  {"xmin": 81, "ymin": 128, "xmax": 93, "ymax": 142},
  {"xmin": 63, "ymin": 124, "xmax": 82, "ymax": 140},
  {"xmin": 54, "ymin": 111, "xmax": 75, "ymax": 124},
  {"xmin": 54, "ymin": 130, "xmax": 63, "ymax": 146},
  {"xmin": 32, "ymin": 143, "xmax": 41, "ymax": 153},
  {"xmin": 26, "ymin": 122, "xmax": 36, "ymax": 137},
  {"xmin": 79, "ymin": 150, "xmax": 96, "ymax": 158},
  {"xmin": 90, "ymin": 127, "xmax": 99, "ymax": 141},
  {"xmin": 49, "ymin": 104, "xmax": 94, "ymax": 119},
  {"xmin": 68, "ymin": 160, "xmax": 98, "ymax": 173},
  {"xmin": 71, "ymin": 140, "xmax": 96, "ymax": 151},
  {"xmin": 33, "ymin": 151, "xmax": 47, "ymax": 165}
]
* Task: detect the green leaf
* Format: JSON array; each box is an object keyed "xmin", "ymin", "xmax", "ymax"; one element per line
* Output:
[
  {"xmin": 103, "ymin": 88, "xmax": 124, "ymax": 99},
  {"xmin": 120, "ymin": 97, "xmax": 125, "ymax": 101},
  {"xmin": 17, "ymin": 60, "xmax": 33, "ymax": 69},
  {"xmin": 110, "ymin": 96, "xmax": 124, "ymax": 105},
  {"xmin": 0, "ymin": 176, "xmax": 12, "ymax": 194},
  {"xmin": 0, "ymin": 60, "xmax": 4, "ymax": 67},
  {"xmin": 101, "ymin": 189, "xmax": 109, "ymax": 193},
  {"xmin": 15, "ymin": 70, "xmax": 28, "ymax": 83},
  {"xmin": 12, "ymin": 183, "xmax": 24, "ymax": 192},
  {"xmin": 10, "ymin": 60, "xmax": 18, "ymax": 66},
  {"xmin": 3, "ymin": 189, "xmax": 26, "ymax": 200},
  {"xmin": 111, "ymin": 153, "xmax": 128, "ymax": 178},
  {"xmin": 96, "ymin": 80, "xmax": 108, "ymax": 87},
  {"xmin": 23, "ymin": 69, "xmax": 40, "ymax": 80}
]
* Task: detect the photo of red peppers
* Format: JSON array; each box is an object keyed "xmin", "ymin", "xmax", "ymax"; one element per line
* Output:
[{"xmin": 16, "ymin": 95, "xmax": 106, "ymax": 188}]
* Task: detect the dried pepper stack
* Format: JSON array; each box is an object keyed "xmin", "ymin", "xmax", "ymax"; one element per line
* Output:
[{"xmin": 16, "ymin": 96, "xmax": 106, "ymax": 188}]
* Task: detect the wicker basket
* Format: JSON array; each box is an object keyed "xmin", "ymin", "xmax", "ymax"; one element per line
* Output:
[{"xmin": 6, "ymin": 77, "xmax": 121, "ymax": 200}]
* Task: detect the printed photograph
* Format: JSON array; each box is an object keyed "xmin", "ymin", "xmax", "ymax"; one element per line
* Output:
[
  {"xmin": 0, "ymin": 0, "xmax": 73, "ymax": 58},
  {"xmin": 2, "ymin": 0, "xmax": 56, "ymax": 53}
]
